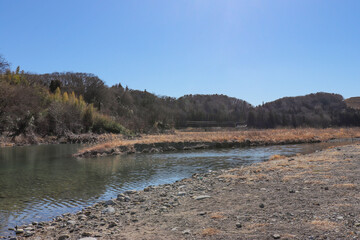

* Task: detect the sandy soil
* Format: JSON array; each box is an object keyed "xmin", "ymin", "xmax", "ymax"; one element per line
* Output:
[{"xmin": 8, "ymin": 143, "xmax": 360, "ymax": 240}]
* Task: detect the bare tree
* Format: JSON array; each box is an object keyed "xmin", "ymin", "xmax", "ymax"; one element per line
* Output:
[{"xmin": 0, "ymin": 55, "xmax": 10, "ymax": 73}]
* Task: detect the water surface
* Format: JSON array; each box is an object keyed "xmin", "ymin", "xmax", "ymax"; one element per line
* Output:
[{"xmin": 0, "ymin": 141, "xmax": 356, "ymax": 236}]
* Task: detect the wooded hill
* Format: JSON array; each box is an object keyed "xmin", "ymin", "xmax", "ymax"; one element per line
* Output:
[{"xmin": 0, "ymin": 55, "xmax": 359, "ymax": 138}]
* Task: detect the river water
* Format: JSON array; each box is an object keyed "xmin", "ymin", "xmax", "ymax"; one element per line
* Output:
[{"xmin": 0, "ymin": 141, "xmax": 356, "ymax": 236}]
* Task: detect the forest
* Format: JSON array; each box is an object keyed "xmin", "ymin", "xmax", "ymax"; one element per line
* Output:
[{"xmin": 0, "ymin": 55, "xmax": 359, "ymax": 138}]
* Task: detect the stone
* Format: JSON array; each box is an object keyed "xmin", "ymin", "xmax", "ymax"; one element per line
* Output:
[
  {"xmin": 198, "ymin": 212, "xmax": 207, "ymax": 216},
  {"xmin": 108, "ymin": 222, "xmax": 117, "ymax": 228},
  {"xmin": 102, "ymin": 206, "xmax": 116, "ymax": 214},
  {"xmin": 259, "ymin": 203, "xmax": 265, "ymax": 208},
  {"xmin": 124, "ymin": 190, "xmax": 137, "ymax": 194},
  {"xmin": 272, "ymin": 233, "xmax": 281, "ymax": 239},
  {"xmin": 81, "ymin": 232, "xmax": 92, "ymax": 237},
  {"xmin": 67, "ymin": 220, "xmax": 77, "ymax": 225},
  {"xmin": 79, "ymin": 238, "xmax": 97, "ymax": 240},
  {"xmin": 182, "ymin": 229, "xmax": 191, "ymax": 235},
  {"xmin": 23, "ymin": 231, "xmax": 34, "ymax": 237},
  {"xmin": 177, "ymin": 192, "xmax": 186, "ymax": 196},
  {"xmin": 193, "ymin": 195, "xmax": 211, "ymax": 200},
  {"xmin": 15, "ymin": 229, "xmax": 24, "ymax": 234},
  {"xmin": 58, "ymin": 235, "xmax": 70, "ymax": 240},
  {"xmin": 104, "ymin": 199, "xmax": 116, "ymax": 206},
  {"xmin": 236, "ymin": 222, "xmax": 242, "ymax": 228}
]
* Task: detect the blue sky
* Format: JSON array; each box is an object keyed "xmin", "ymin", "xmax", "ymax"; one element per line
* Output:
[{"xmin": 1, "ymin": 0, "xmax": 359, "ymax": 106}]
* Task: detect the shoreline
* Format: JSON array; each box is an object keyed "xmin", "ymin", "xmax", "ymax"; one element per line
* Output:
[
  {"xmin": 75, "ymin": 128, "xmax": 360, "ymax": 158},
  {"xmin": 0, "ymin": 133, "xmax": 125, "ymax": 148},
  {"xmin": 7, "ymin": 143, "xmax": 360, "ymax": 239}
]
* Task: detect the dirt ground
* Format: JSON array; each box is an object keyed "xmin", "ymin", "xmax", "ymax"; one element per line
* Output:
[{"xmin": 10, "ymin": 143, "xmax": 360, "ymax": 240}]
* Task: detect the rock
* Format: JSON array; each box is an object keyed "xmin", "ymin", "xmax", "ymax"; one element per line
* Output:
[
  {"xmin": 177, "ymin": 192, "xmax": 186, "ymax": 196},
  {"xmin": 102, "ymin": 206, "xmax": 116, "ymax": 214},
  {"xmin": 182, "ymin": 229, "xmax": 191, "ymax": 235},
  {"xmin": 193, "ymin": 195, "xmax": 211, "ymax": 200},
  {"xmin": 117, "ymin": 194, "xmax": 131, "ymax": 202},
  {"xmin": 198, "ymin": 212, "xmax": 207, "ymax": 216},
  {"xmin": 82, "ymin": 232, "xmax": 92, "ymax": 237},
  {"xmin": 289, "ymin": 190, "xmax": 295, "ymax": 193},
  {"xmin": 24, "ymin": 227, "xmax": 34, "ymax": 231},
  {"xmin": 124, "ymin": 190, "xmax": 137, "ymax": 194},
  {"xmin": 337, "ymin": 216, "xmax": 344, "ymax": 220},
  {"xmin": 104, "ymin": 199, "xmax": 116, "ymax": 206},
  {"xmin": 324, "ymin": 186, "xmax": 329, "ymax": 190},
  {"xmin": 15, "ymin": 229, "xmax": 24, "ymax": 234},
  {"xmin": 259, "ymin": 203, "xmax": 265, "ymax": 208},
  {"xmin": 58, "ymin": 235, "xmax": 70, "ymax": 240},
  {"xmin": 67, "ymin": 220, "xmax": 77, "ymax": 225},
  {"xmin": 272, "ymin": 233, "xmax": 281, "ymax": 239},
  {"xmin": 23, "ymin": 231, "xmax": 34, "ymax": 237},
  {"xmin": 108, "ymin": 222, "xmax": 117, "ymax": 228},
  {"xmin": 236, "ymin": 222, "xmax": 242, "ymax": 228},
  {"xmin": 79, "ymin": 238, "xmax": 97, "ymax": 240},
  {"xmin": 32, "ymin": 222, "xmax": 38, "ymax": 226}
]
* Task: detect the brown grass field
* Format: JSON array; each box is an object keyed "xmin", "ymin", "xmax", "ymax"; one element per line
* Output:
[{"xmin": 78, "ymin": 128, "xmax": 360, "ymax": 156}]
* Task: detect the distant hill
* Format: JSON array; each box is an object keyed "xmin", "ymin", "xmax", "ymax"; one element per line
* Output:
[
  {"xmin": 248, "ymin": 92, "xmax": 360, "ymax": 128},
  {"xmin": 345, "ymin": 97, "xmax": 360, "ymax": 110}
]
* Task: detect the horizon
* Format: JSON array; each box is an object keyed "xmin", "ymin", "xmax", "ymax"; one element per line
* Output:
[{"xmin": 1, "ymin": 1, "xmax": 360, "ymax": 105}]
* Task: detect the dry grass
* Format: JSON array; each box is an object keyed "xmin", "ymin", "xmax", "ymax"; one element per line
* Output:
[
  {"xmin": 210, "ymin": 212, "xmax": 225, "ymax": 220},
  {"xmin": 77, "ymin": 128, "xmax": 360, "ymax": 155},
  {"xmin": 201, "ymin": 228, "xmax": 221, "ymax": 236},
  {"xmin": 269, "ymin": 154, "xmax": 287, "ymax": 161},
  {"xmin": 333, "ymin": 183, "xmax": 357, "ymax": 189},
  {"xmin": 311, "ymin": 220, "xmax": 339, "ymax": 230}
]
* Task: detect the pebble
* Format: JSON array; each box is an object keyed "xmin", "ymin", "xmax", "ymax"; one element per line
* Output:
[
  {"xmin": 124, "ymin": 190, "xmax": 137, "ymax": 194},
  {"xmin": 23, "ymin": 231, "xmax": 34, "ymax": 237},
  {"xmin": 259, "ymin": 203, "xmax": 265, "ymax": 208},
  {"xmin": 78, "ymin": 238, "xmax": 97, "ymax": 240},
  {"xmin": 67, "ymin": 220, "xmax": 77, "ymax": 225},
  {"xmin": 177, "ymin": 192, "xmax": 186, "ymax": 196},
  {"xmin": 102, "ymin": 206, "xmax": 115, "ymax": 214},
  {"xmin": 182, "ymin": 229, "xmax": 191, "ymax": 235},
  {"xmin": 103, "ymin": 199, "xmax": 116, "ymax": 206},
  {"xmin": 272, "ymin": 233, "xmax": 281, "ymax": 239},
  {"xmin": 193, "ymin": 195, "xmax": 211, "ymax": 200},
  {"xmin": 58, "ymin": 235, "xmax": 70, "ymax": 240},
  {"xmin": 236, "ymin": 222, "xmax": 242, "ymax": 228},
  {"xmin": 15, "ymin": 229, "xmax": 24, "ymax": 234}
]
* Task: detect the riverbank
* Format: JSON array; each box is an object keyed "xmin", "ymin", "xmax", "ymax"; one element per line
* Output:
[
  {"xmin": 75, "ymin": 128, "xmax": 360, "ymax": 158},
  {"xmin": 8, "ymin": 143, "xmax": 360, "ymax": 239},
  {"xmin": 0, "ymin": 133, "xmax": 124, "ymax": 147}
]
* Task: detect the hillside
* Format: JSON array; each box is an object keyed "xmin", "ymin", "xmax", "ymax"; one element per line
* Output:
[
  {"xmin": 1, "ymin": 55, "xmax": 360, "ymax": 139},
  {"xmin": 346, "ymin": 97, "xmax": 360, "ymax": 109}
]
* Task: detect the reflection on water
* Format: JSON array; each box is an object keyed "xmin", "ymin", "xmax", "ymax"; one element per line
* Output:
[{"xmin": 0, "ymin": 141, "xmax": 355, "ymax": 235}]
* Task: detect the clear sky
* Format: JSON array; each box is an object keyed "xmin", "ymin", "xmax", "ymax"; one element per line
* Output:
[{"xmin": 1, "ymin": 0, "xmax": 359, "ymax": 106}]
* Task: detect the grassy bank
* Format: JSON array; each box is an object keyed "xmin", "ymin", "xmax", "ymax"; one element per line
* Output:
[{"xmin": 76, "ymin": 128, "xmax": 360, "ymax": 157}]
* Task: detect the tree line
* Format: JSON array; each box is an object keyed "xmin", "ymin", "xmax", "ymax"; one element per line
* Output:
[{"xmin": 0, "ymin": 55, "xmax": 359, "ymax": 138}]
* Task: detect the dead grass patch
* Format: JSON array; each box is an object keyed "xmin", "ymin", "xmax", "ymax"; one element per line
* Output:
[
  {"xmin": 269, "ymin": 154, "xmax": 287, "ymax": 161},
  {"xmin": 210, "ymin": 212, "xmax": 225, "ymax": 220},
  {"xmin": 77, "ymin": 128, "xmax": 360, "ymax": 156},
  {"xmin": 201, "ymin": 228, "xmax": 221, "ymax": 236},
  {"xmin": 311, "ymin": 220, "xmax": 339, "ymax": 230},
  {"xmin": 333, "ymin": 183, "xmax": 356, "ymax": 189},
  {"xmin": 240, "ymin": 223, "xmax": 268, "ymax": 234}
]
